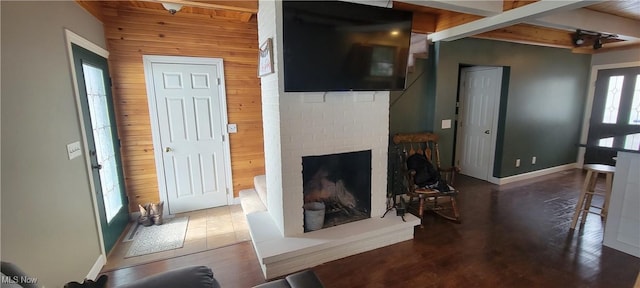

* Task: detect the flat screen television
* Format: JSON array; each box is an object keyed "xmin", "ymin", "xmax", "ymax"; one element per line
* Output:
[{"xmin": 282, "ymin": 1, "xmax": 413, "ymax": 92}]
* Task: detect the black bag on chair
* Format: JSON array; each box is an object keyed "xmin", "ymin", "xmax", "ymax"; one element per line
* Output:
[
  {"xmin": 406, "ymin": 153, "xmax": 439, "ymax": 187},
  {"xmin": 406, "ymin": 153, "xmax": 451, "ymax": 192}
]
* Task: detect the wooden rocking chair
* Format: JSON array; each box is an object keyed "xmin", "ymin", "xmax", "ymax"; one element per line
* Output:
[{"xmin": 393, "ymin": 133, "xmax": 461, "ymax": 225}]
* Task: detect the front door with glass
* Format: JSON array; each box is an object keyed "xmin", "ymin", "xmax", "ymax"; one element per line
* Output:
[
  {"xmin": 72, "ymin": 44, "xmax": 129, "ymax": 254},
  {"xmin": 585, "ymin": 66, "xmax": 640, "ymax": 165}
]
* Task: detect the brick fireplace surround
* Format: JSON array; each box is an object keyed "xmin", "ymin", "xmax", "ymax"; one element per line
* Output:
[{"xmin": 247, "ymin": 0, "xmax": 419, "ymax": 279}]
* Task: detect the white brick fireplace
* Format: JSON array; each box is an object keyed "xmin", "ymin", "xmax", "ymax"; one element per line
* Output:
[
  {"xmin": 270, "ymin": 88, "xmax": 391, "ymax": 235},
  {"xmin": 247, "ymin": 0, "xmax": 419, "ymax": 279}
]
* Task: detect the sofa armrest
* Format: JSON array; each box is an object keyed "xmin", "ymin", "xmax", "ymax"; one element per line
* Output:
[
  {"xmin": 252, "ymin": 270, "xmax": 323, "ymax": 288},
  {"xmin": 1, "ymin": 262, "xmax": 39, "ymax": 288},
  {"xmin": 116, "ymin": 265, "xmax": 220, "ymax": 288},
  {"xmin": 285, "ymin": 270, "xmax": 323, "ymax": 287}
]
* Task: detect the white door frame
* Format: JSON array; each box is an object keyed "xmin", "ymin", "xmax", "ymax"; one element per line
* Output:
[
  {"xmin": 577, "ymin": 61, "xmax": 640, "ymax": 167},
  {"xmin": 455, "ymin": 66, "xmax": 503, "ymax": 184},
  {"xmin": 143, "ymin": 55, "xmax": 234, "ymax": 213},
  {"xmin": 64, "ymin": 29, "xmax": 109, "ymax": 271}
]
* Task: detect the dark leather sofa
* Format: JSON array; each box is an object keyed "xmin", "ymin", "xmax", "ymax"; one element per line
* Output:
[{"xmin": 1, "ymin": 262, "xmax": 323, "ymax": 288}]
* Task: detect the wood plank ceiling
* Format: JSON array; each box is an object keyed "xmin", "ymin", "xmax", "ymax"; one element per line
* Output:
[
  {"xmin": 587, "ymin": 0, "xmax": 640, "ymax": 21},
  {"xmin": 395, "ymin": 0, "xmax": 640, "ymax": 54},
  {"xmin": 77, "ymin": 0, "xmax": 257, "ymax": 23}
]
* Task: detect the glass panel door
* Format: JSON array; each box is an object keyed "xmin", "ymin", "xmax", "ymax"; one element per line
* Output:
[
  {"xmin": 72, "ymin": 44, "xmax": 128, "ymax": 254},
  {"xmin": 585, "ymin": 66, "xmax": 640, "ymax": 165}
]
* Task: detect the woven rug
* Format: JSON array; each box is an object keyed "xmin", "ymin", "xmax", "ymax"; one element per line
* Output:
[{"xmin": 125, "ymin": 216, "xmax": 189, "ymax": 258}]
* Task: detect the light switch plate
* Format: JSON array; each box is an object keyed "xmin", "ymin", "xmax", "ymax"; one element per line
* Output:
[
  {"xmin": 441, "ymin": 119, "xmax": 452, "ymax": 129},
  {"xmin": 67, "ymin": 141, "xmax": 82, "ymax": 160},
  {"xmin": 227, "ymin": 123, "xmax": 238, "ymax": 133}
]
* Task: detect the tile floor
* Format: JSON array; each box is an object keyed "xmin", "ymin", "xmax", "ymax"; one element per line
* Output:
[{"xmin": 102, "ymin": 204, "xmax": 250, "ymax": 272}]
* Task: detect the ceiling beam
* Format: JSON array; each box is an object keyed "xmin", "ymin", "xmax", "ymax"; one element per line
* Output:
[
  {"xmin": 398, "ymin": 0, "xmax": 502, "ymax": 16},
  {"xmin": 428, "ymin": 0, "xmax": 598, "ymax": 42},
  {"xmin": 474, "ymin": 23, "xmax": 574, "ymax": 49},
  {"xmin": 400, "ymin": 0, "xmax": 637, "ymax": 41},
  {"xmin": 143, "ymin": 0, "xmax": 257, "ymax": 14},
  {"xmin": 530, "ymin": 8, "xmax": 640, "ymax": 41}
]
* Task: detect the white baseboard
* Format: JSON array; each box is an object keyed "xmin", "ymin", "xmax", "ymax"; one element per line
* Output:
[
  {"xmin": 231, "ymin": 197, "xmax": 242, "ymax": 205},
  {"xmin": 488, "ymin": 163, "xmax": 577, "ymax": 185},
  {"xmin": 86, "ymin": 254, "xmax": 106, "ymax": 280}
]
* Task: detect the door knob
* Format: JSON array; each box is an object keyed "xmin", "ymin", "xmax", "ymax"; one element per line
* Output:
[
  {"xmin": 92, "ymin": 164, "xmax": 102, "ymax": 170},
  {"xmin": 165, "ymin": 147, "xmax": 173, "ymax": 152},
  {"xmin": 484, "ymin": 130, "xmax": 490, "ymax": 134}
]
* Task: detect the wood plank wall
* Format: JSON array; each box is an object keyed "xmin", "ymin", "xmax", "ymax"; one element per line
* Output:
[{"xmin": 101, "ymin": 4, "xmax": 265, "ymax": 212}]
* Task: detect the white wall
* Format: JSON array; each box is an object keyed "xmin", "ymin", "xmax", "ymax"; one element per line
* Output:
[
  {"xmin": 258, "ymin": 0, "xmax": 392, "ymax": 236},
  {"xmin": 259, "ymin": 0, "xmax": 286, "ymax": 235},
  {"xmin": 603, "ymin": 152, "xmax": 640, "ymax": 258},
  {"xmin": 1, "ymin": 2, "xmax": 105, "ymax": 287}
]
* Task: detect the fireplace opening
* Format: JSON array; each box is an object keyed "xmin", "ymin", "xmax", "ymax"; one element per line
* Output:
[{"xmin": 302, "ymin": 150, "xmax": 371, "ymax": 232}]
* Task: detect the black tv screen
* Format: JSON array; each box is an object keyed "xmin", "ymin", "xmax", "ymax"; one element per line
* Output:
[{"xmin": 282, "ymin": 1, "xmax": 413, "ymax": 92}]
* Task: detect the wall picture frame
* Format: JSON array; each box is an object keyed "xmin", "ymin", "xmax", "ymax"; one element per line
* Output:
[{"xmin": 258, "ymin": 38, "xmax": 274, "ymax": 77}]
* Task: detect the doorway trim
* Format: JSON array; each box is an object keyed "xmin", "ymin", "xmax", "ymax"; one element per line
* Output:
[
  {"xmin": 455, "ymin": 65, "xmax": 503, "ymax": 184},
  {"xmin": 578, "ymin": 61, "xmax": 640, "ymax": 167},
  {"xmin": 142, "ymin": 55, "xmax": 234, "ymax": 211},
  {"xmin": 64, "ymin": 29, "xmax": 108, "ymax": 276}
]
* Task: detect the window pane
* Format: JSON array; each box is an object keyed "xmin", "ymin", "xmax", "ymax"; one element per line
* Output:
[
  {"xmin": 628, "ymin": 75, "xmax": 640, "ymax": 125},
  {"xmin": 598, "ymin": 137, "xmax": 614, "ymax": 148},
  {"xmin": 82, "ymin": 63, "xmax": 123, "ymax": 222},
  {"xmin": 602, "ymin": 75, "xmax": 624, "ymax": 124},
  {"xmin": 624, "ymin": 133, "xmax": 640, "ymax": 150}
]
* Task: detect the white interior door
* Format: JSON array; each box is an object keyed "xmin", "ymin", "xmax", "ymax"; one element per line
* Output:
[
  {"xmin": 456, "ymin": 66, "xmax": 502, "ymax": 181},
  {"xmin": 150, "ymin": 61, "xmax": 229, "ymax": 214}
]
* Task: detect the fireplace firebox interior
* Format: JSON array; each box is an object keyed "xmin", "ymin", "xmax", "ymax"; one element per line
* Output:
[{"xmin": 302, "ymin": 150, "xmax": 372, "ymax": 232}]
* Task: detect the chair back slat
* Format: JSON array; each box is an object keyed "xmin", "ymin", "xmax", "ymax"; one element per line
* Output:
[{"xmin": 393, "ymin": 132, "xmax": 440, "ymax": 168}]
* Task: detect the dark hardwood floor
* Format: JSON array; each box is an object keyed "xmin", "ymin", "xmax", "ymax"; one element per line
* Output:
[
  {"xmin": 101, "ymin": 169, "xmax": 640, "ymax": 288},
  {"xmin": 101, "ymin": 241, "xmax": 266, "ymax": 287}
]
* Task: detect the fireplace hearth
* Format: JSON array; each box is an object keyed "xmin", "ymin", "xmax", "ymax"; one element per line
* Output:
[{"xmin": 302, "ymin": 150, "xmax": 371, "ymax": 232}]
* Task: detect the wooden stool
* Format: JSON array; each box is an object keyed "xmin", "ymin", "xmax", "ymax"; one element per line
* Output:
[{"xmin": 570, "ymin": 164, "xmax": 615, "ymax": 229}]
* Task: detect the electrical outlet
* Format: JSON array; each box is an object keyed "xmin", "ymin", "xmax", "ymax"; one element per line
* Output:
[
  {"xmin": 441, "ymin": 119, "xmax": 452, "ymax": 129},
  {"xmin": 532, "ymin": 156, "xmax": 537, "ymax": 165},
  {"xmin": 227, "ymin": 123, "xmax": 238, "ymax": 133},
  {"xmin": 515, "ymin": 159, "xmax": 521, "ymax": 167}
]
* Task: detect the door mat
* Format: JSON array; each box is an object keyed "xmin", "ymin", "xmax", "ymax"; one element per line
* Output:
[{"xmin": 125, "ymin": 216, "xmax": 189, "ymax": 258}]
